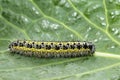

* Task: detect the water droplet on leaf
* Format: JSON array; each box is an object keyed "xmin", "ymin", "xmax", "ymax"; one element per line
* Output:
[
  {"xmin": 101, "ymin": 22, "xmax": 106, "ymax": 26},
  {"xmin": 111, "ymin": 45, "xmax": 115, "ymax": 49},
  {"xmin": 94, "ymin": 39, "xmax": 98, "ymax": 42},
  {"xmin": 72, "ymin": 12, "xmax": 77, "ymax": 17},
  {"xmin": 99, "ymin": 17, "xmax": 105, "ymax": 21},
  {"xmin": 41, "ymin": 20, "xmax": 50, "ymax": 29},
  {"xmin": 112, "ymin": 28, "xmax": 119, "ymax": 35},
  {"xmin": 70, "ymin": 34, "xmax": 73, "ymax": 38},
  {"xmin": 50, "ymin": 24, "xmax": 59, "ymax": 30},
  {"xmin": 32, "ymin": 7, "xmax": 39, "ymax": 15},
  {"xmin": 87, "ymin": 27, "xmax": 92, "ymax": 32},
  {"xmin": 65, "ymin": 2, "xmax": 70, "ymax": 8}
]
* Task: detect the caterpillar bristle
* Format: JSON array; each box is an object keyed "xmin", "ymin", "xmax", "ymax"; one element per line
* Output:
[{"xmin": 9, "ymin": 40, "xmax": 95, "ymax": 58}]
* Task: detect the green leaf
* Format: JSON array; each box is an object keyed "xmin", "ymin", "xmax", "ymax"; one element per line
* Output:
[{"xmin": 0, "ymin": 0, "xmax": 120, "ymax": 80}]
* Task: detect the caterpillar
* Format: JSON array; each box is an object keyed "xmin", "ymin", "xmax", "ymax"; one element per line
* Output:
[{"xmin": 8, "ymin": 40, "xmax": 95, "ymax": 58}]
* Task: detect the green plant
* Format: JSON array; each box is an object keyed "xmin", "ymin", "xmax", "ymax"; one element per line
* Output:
[{"xmin": 0, "ymin": 0, "xmax": 120, "ymax": 80}]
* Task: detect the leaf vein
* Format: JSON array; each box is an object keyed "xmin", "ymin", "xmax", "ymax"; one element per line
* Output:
[
  {"xmin": 67, "ymin": 0, "xmax": 120, "ymax": 46},
  {"xmin": 48, "ymin": 62, "xmax": 120, "ymax": 80},
  {"xmin": 103, "ymin": 0, "xmax": 109, "ymax": 31},
  {"xmin": 0, "ymin": 15, "xmax": 31, "ymax": 40},
  {"xmin": 30, "ymin": 0, "xmax": 83, "ymax": 40}
]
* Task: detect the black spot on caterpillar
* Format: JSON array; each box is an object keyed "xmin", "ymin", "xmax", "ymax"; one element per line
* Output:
[{"xmin": 9, "ymin": 40, "xmax": 95, "ymax": 58}]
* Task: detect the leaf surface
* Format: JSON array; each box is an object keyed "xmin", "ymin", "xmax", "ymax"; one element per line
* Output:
[{"xmin": 0, "ymin": 0, "xmax": 120, "ymax": 80}]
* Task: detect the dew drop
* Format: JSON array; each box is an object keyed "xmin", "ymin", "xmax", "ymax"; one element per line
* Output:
[
  {"xmin": 72, "ymin": 12, "xmax": 77, "ymax": 17},
  {"xmin": 112, "ymin": 28, "xmax": 119, "ymax": 35},
  {"xmin": 41, "ymin": 20, "xmax": 50, "ymax": 28},
  {"xmin": 111, "ymin": 12, "xmax": 114, "ymax": 15},
  {"xmin": 110, "ymin": 11, "xmax": 120, "ymax": 19},
  {"xmin": 32, "ymin": 7, "xmax": 36, "ymax": 11},
  {"xmin": 93, "ymin": 4, "xmax": 99, "ymax": 10},
  {"xmin": 65, "ymin": 2, "xmax": 70, "ymax": 8},
  {"xmin": 70, "ymin": 34, "xmax": 73, "ymax": 38},
  {"xmin": 21, "ymin": 16, "xmax": 29, "ymax": 23},
  {"xmin": 87, "ymin": 27, "xmax": 92, "ymax": 32},
  {"xmin": 94, "ymin": 39, "xmax": 98, "ymax": 42},
  {"xmin": 68, "ymin": 15, "xmax": 77, "ymax": 22},
  {"xmin": 111, "ymin": 15, "xmax": 115, "ymax": 19},
  {"xmin": 32, "ymin": 7, "xmax": 39, "ymax": 15},
  {"xmin": 107, "ymin": 44, "xmax": 117, "ymax": 50},
  {"xmin": 24, "ymin": 18, "xmax": 28, "ymax": 22},
  {"xmin": 111, "ymin": 11, "xmax": 114, "ymax": 18},
  {"xmin": 50, "ymin": 24, "xmax": 59, "ymax": 30},
  {"xmin": 114, "ymin": 11, "xmax": 120, "ymax": 15},
  {"xmin": 114, "ymin": 30, "xmax": 119, "ymax": 35},
  {"xmin": 111, "ymin": 45, "xmax": 115, "ymax": 49},
  {"xmin": 35, "ymin": 11, "xmax": 39, "ymax": 14},
  {"xmin": 101, "ymin": 22, "xmax": 106, "ymax": 26},
  {"xmin": 99, "ymin": 17, "xmax": 105, "ymax": 21}
]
